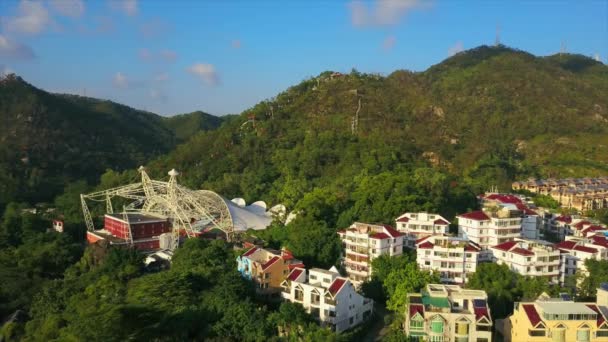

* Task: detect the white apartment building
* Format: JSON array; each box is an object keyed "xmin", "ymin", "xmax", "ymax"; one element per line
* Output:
[
  {"xmin": 405, "ymin": 284, "xmax": 493, "ymax": 342},
  {"xmin": 281, "ymin": 267, "xmax": 373, "ymax": 333},
  {"xmin": 457, "ymin": 205, "xmax": 522, "ymax": 261},
  {"xmin": 480, "ymin": 193, "xmax": 541, "ymax": 240},
  {"xmin": 555, "ymin": 235, "xmax": 608, "ymax": 284},
  {"xmin": 416, "ymin": 235, "xmax": 481, "ymax": 284},
  {"xmin": 544, "ymin": 214, "xmax": 573, "ymax": 240},
  {"xmin": 490, "ymin": 238, "xmax": 561, "ymax": 283},
  {"xmin": 571, "ymin": 220, "xmax": 608, "ymax": 238},
  {"xmin": 337, "ymin": 222, "xmax": 404, "ymax": 284},
  {"xmin": 395, "ymin": 212, "xmax": 450, "ymax": 248}
]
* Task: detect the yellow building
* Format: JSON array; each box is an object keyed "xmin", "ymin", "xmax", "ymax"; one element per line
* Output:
[
  {"xmin": 503, "ymin": 287, "xmax": 608, "ymax": 342},
  {"xmin": 236, "ymin": 247, "xmax": 304, "ymax": 298}
]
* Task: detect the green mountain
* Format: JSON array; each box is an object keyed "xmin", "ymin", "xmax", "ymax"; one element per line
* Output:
[
  {"xmin": 147, "ymin": 45, "xmax": 608, "ymax": 214},
  {"xmin": 163, "ymin": 110, "xmax": 225, "ymax": 142},
  {"xmin": 0, "ymin": 74, "xmax": 221, "ymax": 207}
]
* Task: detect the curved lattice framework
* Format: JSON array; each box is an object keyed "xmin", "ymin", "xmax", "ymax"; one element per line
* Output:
[{"xmin": 81, "ymin": 167, "xmax": 235, "ymax": 249}]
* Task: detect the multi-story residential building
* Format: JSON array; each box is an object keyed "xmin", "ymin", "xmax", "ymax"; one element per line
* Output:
[
  {"xmin": 503, "ymin": 287, "xmax": 608, "ymax": 342},
  {"xmin": 512, "ymin": 177, "xmax": 608, "ymax": 211},
  {"xmin": 555, "ymin": 235, "xmax": 608, "ymax": 285},
  {"xmin": 490, "ymin": 239, "xmax": 561, "ymax": 284},
  {"xmin": 405, "ymin": 284, "xmax": 493, "ymax": 342},
  {"xmin": 571, "ymin": 220, "xmax": 608, "ymax": 238},
  {"xmin": 544, "ymin": 214, "xmax": 573, "ymax": 240},
  {"xmin": 457, "ymin": 205, "xmax": 523, "ymax": 261},
  {"xmin": 281, "ymin": 267, "xmax": 373, "ymax": 333},
  {"xmin": 416, "ymin": 235, "xmax": 481, "ymax": 284},
  {"xmin": 395, "ymin": 212, "xmax": 450, "ymax": 248},
  {"xmin": 237, "ymin": 247, "xmax": 304, "ymax": 298},
  {"xmin": 337, "ymin": 222, "xmax": 404, "ymax": 284},
  {"xmin": 480, "ymin": 193, "xmax": 541, "ymax": 240}
]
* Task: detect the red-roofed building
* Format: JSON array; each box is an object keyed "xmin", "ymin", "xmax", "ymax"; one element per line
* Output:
[
  {"xmin": 457, "ymin": 206, "xmax": 524, "ymax": 261},
  {"xmin": 557, "ymin": 236, "xmax": 608, "ymax": 285},
  {"xmin": 415, "ymin": 235, "xmax": 481, "ymax": 284},
  {"xmin": 281, "ymin": 267, "xmax": 373, "ymax": 333},
  {"xmin": 490, "ymin": 238, "xmax": 560, "ymax": 284},
  {"xmin": 338, "ymin": 222, "xmax": 405, "ymax": 284},
  {"xmin": 237, "ymin": 247, "xmax": 305, "ymax": 298},
  {"xmin": 405, "ymin": 284, "xmax": 493, "ymax": 341},
  {"xmin": 394, "ymin": 212, "xmax": 451, "ymax": 248},
  {"xmin": 505, "ymin": 287, "xmax": 608, "ymax": 342}
]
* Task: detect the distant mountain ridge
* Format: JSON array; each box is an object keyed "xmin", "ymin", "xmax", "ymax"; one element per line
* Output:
[{"xmin": 0, "ymin": 74, "xmax": 222, "ymax": 206}]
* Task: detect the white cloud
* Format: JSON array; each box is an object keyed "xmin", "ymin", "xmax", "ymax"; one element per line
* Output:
[
  {"xmin": 154, "ymin": 72, "xmax": 169, "ymax": 82},
  {"xmin": 448, "ymin": 41, "xmax": 464, "ymax": 57},
  {"xmin": 382, "ymin": 35, "xmax": 396, "ymax": 51},
  {"xmin": 231, "ymin": 39, "xmax": 241, "ymax": 49},
  {"xmin": 49, "ymin": 0, "xmax": 84, "ymax": 18},
  {"xmin": 112, "ymin": 72, "xmax": 129, "ymax": 88},
  {"xmin": 149, "ymin": 89, "xmax": 167, "ymax": 102},
  {"xmin": 349, "ymin": 0, "xmax": 427, "ymax": 27},
  {"xmin": 0, "ymin": 65, "xmax": 15, "ymax": 77},
  {"xmin": 0, "ymin": 34, "xmax": 36, "ymax": 59},
  {"xmin": 187, "ymin": 63, "xmax": 219, "ymax": 85},
  {"xmin": 4, "ymin": 0, "xmax": 51, "ymax": 35},
  {"xmin": 160, "ymin": 49, "xmax": 177, "ymax": 62},
  {"xmin": 109, "ymin": 0, "xmax": 137, "ymax": 16},
  {"xmin": 138, "ymin": 48, "xmax": 177, "ymax": 63}
]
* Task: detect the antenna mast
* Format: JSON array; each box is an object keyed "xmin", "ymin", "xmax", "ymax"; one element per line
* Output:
[{"xmin": 495, "ymin": 24, "xmax": 501, "ymax": 46}]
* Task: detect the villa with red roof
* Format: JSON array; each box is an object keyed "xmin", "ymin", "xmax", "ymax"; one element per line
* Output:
[
  {"xmin": 337, "ymin": 222, "xmax": 405, "ymax": 284},
  {"xmin": 502, "ymin": 287, "xmax": 608, "ymax": 342},
  {"xmin": 457, "ymin": 205, "xmax": 524, "ymax": 261},
  {"xmin": 490, "ymin": 238, "xmax": 561, "ymax": 284},
  {"xmin": 236, "ymin": 247, "xmax": 304, "ymax": 298},
  {"xmin": 280, "ymin": 266, "xmax": 373, "ymax": 333},
  {"xmin": 556, "ymin": 235, "xmax": 608, "ymax": 285},
  {"xmin": 405, "ymin": 284, "xmax": 493, "ymax": 341},
  {"xmin": 394, "ymin": 212, "xmax": 450, "ymax": 248},
  {"xmin": 416, "ymin": 235, "xmax": 481, "ymax": 284}
]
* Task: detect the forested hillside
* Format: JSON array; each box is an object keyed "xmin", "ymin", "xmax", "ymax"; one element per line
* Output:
[
  {"xmin": 0, "ymin": 75, "xmax": 222, "ymax": 209},
  {"xmin": 145, "ymin": 45, "xmax": 608, "ymax": 220}
]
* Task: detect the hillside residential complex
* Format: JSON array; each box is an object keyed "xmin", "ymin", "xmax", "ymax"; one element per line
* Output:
[
  {"xmin": 502, "ymin": 287, "xmax": 608, "ymax": 342},
  {"xmin": 457, "ymin": 206, "xmax": 522, "ymax": 260},
  {"xmin": 236, "ymin": 247, "xmax": 304, "ymax": 298},
  {"xmin": 281, "ymin": 267, "xmax": 373, "ymax": 333},
  {"xmin": 337, "ymin": 222, "xmax": 404, "ymax": 284},
  {"xmin": 490, "ymin": 239, "xmax": 561, "ymax": 284},
  {"xmin": 512, "ymin": 177, "xmax": 608, "ymax": 211},
  {"xmin": 395, "ymin": 212, "xmax": 450, "ymax": 248},
  {"xmin": 479, "ymin": 193, "xmax": 541, "ymax": 240},
  {"xmin": 405, "ymin": 284, "xmax": 493, "ymax": 342},
  {"xmin": 416, "ymin": 235, "xmax": 481, "ymax": 284}
]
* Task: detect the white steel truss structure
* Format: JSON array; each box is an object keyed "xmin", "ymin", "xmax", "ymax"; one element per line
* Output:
[{"xmin": 81, "ymin": 167, "xmax": 235, "ymax": 248}]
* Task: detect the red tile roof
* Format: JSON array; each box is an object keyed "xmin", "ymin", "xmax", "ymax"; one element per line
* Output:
[
  {"xmin": 261, "ymin": 256, "xmax": 280, "ymax": 270},
  {"xmin": 474, "ymin": 306, "xmax": 491, "ymax": 321},
  {"xmin": 369, "ymin": 232, "xmax": 391, "ymax": 240},
  {"xmin": 512, "ymin": 247, "xmax": 535, "ymax": 256},
  {"xmin": 554, "ymin": 241, "xmax": 577, "ymax": 250},
  {"xmin": 458, "ymin": 211, "xmax": 490, "ymax": 221},
  {"xmin": 287, "ymin": 268, "xmax": 304, "ymax": 281},
  {"xmin": 383, "ymin": 225, "xmax": 405, "ymax": 238},
  {"xmin": 557, "ymin": 241, "xmax": 600, "ymax": 254},
  {"xmin": 555, "ymin": 215, "xmax": 572, "ymax": 223},
  {"xmin": 434, "ymin": 218, "xmax": 450, "ymax": 225},
  {"xmin": 417, "ymin": 241, "xmax": 434, "ymax": 249},
  {"xmin": 523, "ymin": 304, "xmax": 543, "ymax": 327},
  {"xmin": 465, "ymin": 243, "xmax": 482, "ymax": 252},
  {"xmin": 328, "ymin": 278, "xmax": 346, "ymax": 296},
  {"xmin": 591, "ymin": 236, "xmax": 608, "ymax": 248},
  {"xmin": 586, "ymin": 304, "xmax": 606, "ymax": 326},
  {"xmin": 485, "ymin": 194, "xmax": 523, "ymax": 204},
  {"xmin": 288, "ymin": 263, "xmax": 305, "ymax": 270},
  {"xmin": 575, "ymin": 245, "xmax": 600, "ymax": 254},
  {"xmin": 574, "ymin": 221, "xmax": 592, "ymax": 230},
  {"xmin": 493, "ymin": 241, "xmax": 518, "ymax": 252},
  {"xmin": 409, "ymin": 304, "xmax": 424, "ymax": 318},
  {"xmin": 242, "ymin": 247, "xmax": 258, "ymax": 257},
  {"xmin": 396, "ymin": 216, "xmax": 409, "ymax": 223}
]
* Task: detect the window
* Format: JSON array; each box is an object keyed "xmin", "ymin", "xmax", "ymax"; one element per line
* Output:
[
  {"xmin": 349, "ymin": 317, "xmax": 354, "ymax": 325},
  {"xmin": 311, "ymin": 291, "xmax": 320, "ymax": 305},
  {"xmin": 552, "ymin": 325, "xmax": 565, "ymax": 342},
  {"xmin": 430, "ymin": 317, "xmax": 444, "ymax": 333},
  {"xmin": 456, "ymin": 321, "xmax": 469, "ymax": 335},
  {"xmin": 529, "ymin": 329, "xmax": 546, "ymax": 337},
  {"xmin": 577, "ymin": 327, "xmax": 590, "ymax": 342},
  {"xmin": 597, "ymin": 330, "xmax": 608, "ymax": 337},
  {"xmin": 294, "ymin": 287, "xmax": 304, "ymax": 301},
  {"xmin": 310, "ymin": 275, "xmax": 317, "ymax": 280},
  {"xmin": 429, "ymin": 336, "xmax": 444, "ymax": 342},
  {"xmin": 410, "ymin": 319, "xmax": 423, "ymax": 330}
]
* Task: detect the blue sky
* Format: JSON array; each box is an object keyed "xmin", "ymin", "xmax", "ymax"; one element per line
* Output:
[{"xmin": 1, "ymin": 0, "xmax": 606, "ymax": 116}]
